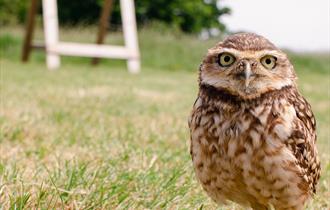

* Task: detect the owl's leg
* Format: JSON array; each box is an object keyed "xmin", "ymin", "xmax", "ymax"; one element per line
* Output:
[{"xmin": 251, "ymin": 203, "xmax": 269, "ymax": 210}]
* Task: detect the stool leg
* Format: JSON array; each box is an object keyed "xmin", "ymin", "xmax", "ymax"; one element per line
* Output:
[
  {"xmin": 120, "ymin": 0, "xmax": 140, "ymax": 73},
  {"xmin": 92, "ymin": 0, "xmax": 113, "ymax": 65},
  {"xmin": 21, "ymin": 0, "xmax": 39, "ymax": 62},
  {"xmin": 42, "ymin": 0, "xmax": 60, "ymax": 70}
]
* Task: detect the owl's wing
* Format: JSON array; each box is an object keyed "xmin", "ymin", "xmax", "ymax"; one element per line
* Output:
[{"xmin": 288, "ymin": 91, "xmax": 321, "ymax": 193}]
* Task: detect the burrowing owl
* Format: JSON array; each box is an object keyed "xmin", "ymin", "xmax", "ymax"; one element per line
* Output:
[{"xmin": 189, "ymin": 33, "xmax": 321, "ymax": 210}]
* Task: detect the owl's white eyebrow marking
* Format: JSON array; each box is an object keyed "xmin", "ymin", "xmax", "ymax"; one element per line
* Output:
[{"xmin": 209, "ymin": 48, "xmax": 282, "ymax": 58}]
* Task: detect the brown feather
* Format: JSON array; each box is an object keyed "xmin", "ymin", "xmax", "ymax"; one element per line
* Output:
[{"xmin": 189, "ymin": 33, "xmax": 320, "ymax": 210}]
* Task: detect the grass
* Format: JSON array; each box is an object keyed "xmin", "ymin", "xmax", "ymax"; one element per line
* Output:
[{"xmin": 0, "ymin": 26, "xmax": 329, "ymax": 209}]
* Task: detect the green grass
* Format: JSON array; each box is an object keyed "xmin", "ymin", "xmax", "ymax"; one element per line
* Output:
[{"xmin": 0, "ymin": 26, "xmax": 329, "ymax": 209}]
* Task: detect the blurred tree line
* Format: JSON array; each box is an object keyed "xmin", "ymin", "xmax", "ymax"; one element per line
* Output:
[{"xmin": 0, "ymin": 0, "xmax": 230, "ymax": 33}]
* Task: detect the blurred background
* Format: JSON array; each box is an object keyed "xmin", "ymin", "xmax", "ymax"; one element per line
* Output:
[{"xmin": 0, "ymin": 0, "xmax": 329, "ymax": 209}]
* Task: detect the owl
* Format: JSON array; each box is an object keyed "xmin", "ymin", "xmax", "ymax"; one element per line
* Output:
[{"xmin": 188, "ymin": 33, "xmax": 321, "ymax": 210}]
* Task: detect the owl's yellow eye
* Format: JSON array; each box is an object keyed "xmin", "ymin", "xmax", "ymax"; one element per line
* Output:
[
  {"xmin": 260, "ymin": 55, "xmax": 277, "ymax": 69},
  {"xmin": 218, "ymin": 53, "xmax": 236, "ymax": 67}
]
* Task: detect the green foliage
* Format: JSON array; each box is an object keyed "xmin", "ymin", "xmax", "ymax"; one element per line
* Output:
[
  {"xmin": 111, "ymin": 0, "xmax": 231, "ymax": 33},
  {"xmin": 0, "ymin": 0, "xmax": 230, "ymax": 33},
  {"xmin": 57, "ymin": 0, "xmax": 101, "ymax": 25},
  {"xmin": 0, "ymin": 0, "xmax": 27, "ymax": 25}
]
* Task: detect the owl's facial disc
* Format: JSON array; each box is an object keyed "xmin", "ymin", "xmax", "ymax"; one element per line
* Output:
[
  {"xmin": 200, "ymin": 47, "xmax": 296, "ymax": 99},
  {"xmin": 199, "ymin": 33, "xmax": 297, "ymax": 99}
]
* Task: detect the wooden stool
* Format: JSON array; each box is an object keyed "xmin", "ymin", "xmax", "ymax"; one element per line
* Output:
[{"xmin": 21, "ymin": 0, "xmax": 140, "ymax": 73}]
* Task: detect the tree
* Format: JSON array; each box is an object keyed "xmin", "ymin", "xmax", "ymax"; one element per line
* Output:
[
  {"xmin": 110, "ymin": 0, "xmax": 231, "ymax": 33},
  {"xmin": 0, "ymin": 0, "xmax": 231, "ymax": 33}
]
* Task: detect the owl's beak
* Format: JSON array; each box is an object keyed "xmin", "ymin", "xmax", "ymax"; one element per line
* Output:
[
  {"xmin": 235, "ymin": 60, "xmax": 256, "ymax": 88},
  {"xmin": 244, "ymin": 62, "xmax": 252, "ymax": 88}
]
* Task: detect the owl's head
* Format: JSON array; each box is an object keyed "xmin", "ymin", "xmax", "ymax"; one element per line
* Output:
[{"xmin": 199, "ymin": 33, "xmax": 297, "ymax": 100}]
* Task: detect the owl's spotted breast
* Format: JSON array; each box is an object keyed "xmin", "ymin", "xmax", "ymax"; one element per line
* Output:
[{"xmin": 189, "ymin": 85, "xmax": 320, "ymax": 210}]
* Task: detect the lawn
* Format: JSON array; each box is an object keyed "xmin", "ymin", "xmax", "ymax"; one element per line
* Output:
[{"xmin": 0, "ymin": 26, "xmax": 329, "ymax": 209}]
